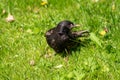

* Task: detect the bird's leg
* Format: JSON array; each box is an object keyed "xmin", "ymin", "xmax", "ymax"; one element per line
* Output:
[
  {"xmin": 64, "ymin": 49, "xmax": 69, "ymax": 63},
  {"xmin": 70, "ymin": 30, "xmax": 90, "ymax": 38}
]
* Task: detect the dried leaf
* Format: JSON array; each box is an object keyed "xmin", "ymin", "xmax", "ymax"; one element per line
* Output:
[
  {"xmin": 6, "ymin": 14, "xmax": 15, "ymax": 22},
  {"xmin": 99, "ymin": 30, "xmax": 106, "ymax": 36},
  {"xmin": 44, "ymin": 53, "xmax": 54, "ymax": 58},
  {"xmin": 54, "ymin": 64, "xmax": 63, "ymax": 69},
  {"xmin": 99, "ymin": 27, "xmax": 108, "ymax": 36},
  {"xmin": 26, "ymin": 29, "xmax": 33, "ymax": 34},
  {"xmin": 92, "ymin": 0, "xmax": 99, "ymax": 3},
  {"xmin": 2, "ymin": 9, "xmax": 6, "ymax": 14},
  {"xmin": 112, "ymin": 3, "xmax": 115, "ymax": 11},
  {"xmin": 41, "ymin": 0, "xmax": 48, "ymax": 6},
  {"xmin": 33, "ymin": 7, "xmax": 40, "ymax": 13},
  {"xmin": 29, "ymin": 60, "xmax": 35, "ymax": 66}
]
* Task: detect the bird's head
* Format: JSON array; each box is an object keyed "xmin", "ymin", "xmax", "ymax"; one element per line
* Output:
[{"xmin": 56, "ymin": 20, "xmax": 76, "ymax": 35}]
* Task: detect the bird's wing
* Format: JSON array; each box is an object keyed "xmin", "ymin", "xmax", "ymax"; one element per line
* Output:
[{"xmin": 45, "ymin": 28, "xmax": 55, "ymax": 37}]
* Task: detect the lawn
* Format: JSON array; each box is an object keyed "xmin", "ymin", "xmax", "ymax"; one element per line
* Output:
[{"xmin": 0, "ymin": 0, "xmax": 120, "ymax": 80}]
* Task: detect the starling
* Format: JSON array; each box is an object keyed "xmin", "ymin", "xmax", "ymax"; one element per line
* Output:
[{"xmin": 45, "ymin": 20, "xmax": 89, "ymax": 53}]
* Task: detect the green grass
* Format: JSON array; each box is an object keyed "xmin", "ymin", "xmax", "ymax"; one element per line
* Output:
[{"xmin": 0, "ymin": 0, "xmax": 120, "ymax": 80}]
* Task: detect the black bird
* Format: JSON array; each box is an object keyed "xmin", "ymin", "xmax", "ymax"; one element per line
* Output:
[{"xmin": 45, "ymin": 20, "xmax": 89, "ymax": 53}]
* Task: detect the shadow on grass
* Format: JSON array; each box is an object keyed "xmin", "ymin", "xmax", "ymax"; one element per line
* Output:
[{"xmin": 55, "ymin": 39, "xmax": 91, "ymax": 57}]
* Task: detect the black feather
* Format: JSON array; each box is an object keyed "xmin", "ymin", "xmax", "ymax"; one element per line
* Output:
[{"xmin": 45, "ymin": 20, "xmax": 89, "ymax": 53}]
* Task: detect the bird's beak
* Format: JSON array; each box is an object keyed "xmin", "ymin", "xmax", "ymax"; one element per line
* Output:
[
  {"xmin": 70, "ymin": 24, "xmax": 80, "ymax": 28},
  {"xmin": 70, "ymin": 24, "xmax": 80, "ymax": 29},
  {"xmin": 74, "ymin": 24, "xmax": 81, "ymax": 27}
]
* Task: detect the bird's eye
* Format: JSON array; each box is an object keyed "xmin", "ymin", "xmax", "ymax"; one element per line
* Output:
[{"xmin": 69, "ymin": 24, "xmax": 74, "ymax": 28}]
